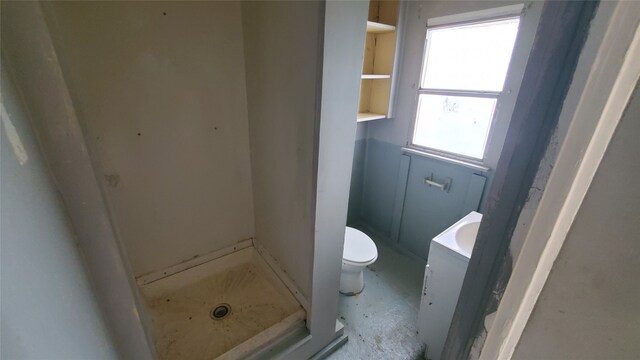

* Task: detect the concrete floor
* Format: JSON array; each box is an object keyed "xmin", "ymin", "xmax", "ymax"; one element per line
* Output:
[{"xmin": 328, "ymin": 225, "xmax": 427, "ymax": 360}]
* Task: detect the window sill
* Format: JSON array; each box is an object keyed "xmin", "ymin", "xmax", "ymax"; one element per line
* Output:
[{"xmin": 401, "ymin": 147, "xmax": 491, "ymax": 172}]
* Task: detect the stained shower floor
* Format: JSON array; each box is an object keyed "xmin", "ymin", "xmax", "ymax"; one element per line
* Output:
[
  {"xmin": 140, "ymin": 247, "xmax": 305, "ymax": 360},
  {"xmin": 328, "ymin": 224, "xmax": 427, "ymax": 360}
]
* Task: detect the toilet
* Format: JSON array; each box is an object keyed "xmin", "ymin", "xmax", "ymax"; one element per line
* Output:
[{"xmin": 340, "ymin": 227, "xmax": 378, "ymax": 295}]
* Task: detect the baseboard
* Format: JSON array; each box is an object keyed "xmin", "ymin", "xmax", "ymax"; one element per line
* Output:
[
  {"xmin": 310, "ymin": 334, "xmax": 349, "ymax": 360},
  {"xmin": 246, "ymin": 323, "xmax": 311, "ymax": 360}
]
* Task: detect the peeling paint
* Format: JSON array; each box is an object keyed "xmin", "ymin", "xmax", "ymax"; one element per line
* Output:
[{"xmin": 1, "ymin": 100, "xmax": 28, "ymax": 165}]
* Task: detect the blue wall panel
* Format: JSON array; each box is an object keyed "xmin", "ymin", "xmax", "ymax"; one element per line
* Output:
[
  {"xmin": 347, "ymin": 138, "xmax": 367, "ymax": 224},
  {"xmin": 390, "ymin": 154, "xmax": 411, "ymax": 242},
  {"xmin": 361, "ymin": 139, "xmax": 403, "ymax": 235},
  {"xmin": 349, "ymin": 138, "xmax": 489, "ymax": 260},
  {"xmin": 398, "ymin": 154, "xmax": 487, "ymax": 259}
]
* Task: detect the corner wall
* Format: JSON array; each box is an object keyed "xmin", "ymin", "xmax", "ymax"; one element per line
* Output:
[{"xmin": 513, "ymin": 81, "xmax": 640, "ymax": 359}]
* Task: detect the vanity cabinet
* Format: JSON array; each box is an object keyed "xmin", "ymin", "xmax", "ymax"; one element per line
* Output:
[{"xmin": 418, "ymin": 241, "xmax": 471, "ymax": 360}]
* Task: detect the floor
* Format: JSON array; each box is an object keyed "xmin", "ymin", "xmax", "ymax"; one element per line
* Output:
[
  {"xmin": 328, "ymin": 225, "xmax": 427, "ymax": 360},
  {"xmin": 140, "ymin": 247, "xmax": 304, "ymax": 360}
]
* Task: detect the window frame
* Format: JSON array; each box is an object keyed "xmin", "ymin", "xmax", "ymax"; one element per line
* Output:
[{"xmin": 409, "ymin": 15, "xmax": 522, "ymax": 166}]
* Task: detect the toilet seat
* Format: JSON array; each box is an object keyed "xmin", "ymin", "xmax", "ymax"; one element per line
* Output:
[{"xmin": 343, "ymin": 227, "xmax": 378, "ymax": 264}]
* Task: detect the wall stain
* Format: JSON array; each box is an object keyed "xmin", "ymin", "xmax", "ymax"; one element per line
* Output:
[{"xmin": 104, "ymin": 173, "xmax": 120, "ymax": 188}]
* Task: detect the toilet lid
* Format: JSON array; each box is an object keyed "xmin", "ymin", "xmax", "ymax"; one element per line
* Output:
[{"xmin": 343, "ymin": 227, "xmax": 377, "ymax": 263}]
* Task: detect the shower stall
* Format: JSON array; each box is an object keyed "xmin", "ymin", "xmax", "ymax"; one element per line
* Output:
[{"xmin": 1, "ymin": 1, "xmax": 368, "ymax": 358}]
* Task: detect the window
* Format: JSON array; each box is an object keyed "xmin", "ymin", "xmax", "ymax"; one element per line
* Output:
[{"xmin": 412, "ymin": 17, "xmax": 520, "ymax": 161}]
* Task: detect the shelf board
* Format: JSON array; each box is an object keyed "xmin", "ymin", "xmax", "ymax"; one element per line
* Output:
[
  {"xmin": 366, "ymin": 21, "xmax": 396, "ymax": 34},
  {"xmin": 361, "ymin": 74, "xmax": 391, "ymax": 79},
  {"xmin": 357, "ymin": 113, "xmax": 387, "ymax": 122}
]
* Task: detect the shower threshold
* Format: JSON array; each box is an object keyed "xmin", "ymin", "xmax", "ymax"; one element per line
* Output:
[{"xmin": 140, "ymin": 246, "xmax": 306, "ymax": 359}]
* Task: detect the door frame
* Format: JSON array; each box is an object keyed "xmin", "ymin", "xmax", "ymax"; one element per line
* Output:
[
  {"xmin": 479, "ymin": 3, "xmax": 640, "ymax": 358},
  {"xmin": 442, "ymin": 1, "xmax": 600, "ymax": 359}
]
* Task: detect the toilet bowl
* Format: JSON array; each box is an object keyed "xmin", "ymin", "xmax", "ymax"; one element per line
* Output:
[{"xmin": 340, "ymin": 227, "xmax": 378, "ymax": 295}]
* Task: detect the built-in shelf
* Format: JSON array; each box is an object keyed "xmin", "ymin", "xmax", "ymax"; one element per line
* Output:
[
  {"xmin": 366, "ymin": 21, "xmax": 396, "ymax": 34},
  {"xmin": 357, "ymin": 1, "xmax": 399, "ymax": 123},
  {"xmin": 357, "ymin": 113, "xmax": 386, "ymax": 122},
  {"xmin": 361, "ymin": 74, "xmax": 391, "ymax": 79}
]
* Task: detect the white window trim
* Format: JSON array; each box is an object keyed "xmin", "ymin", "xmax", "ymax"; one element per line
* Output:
[
  {"xmin": 407, "ymin": 4, "xmax": 528, "ymax": 169},
  {"xmin": 427, "ymin": 4, "xmax": 524, "ymax": 28}
]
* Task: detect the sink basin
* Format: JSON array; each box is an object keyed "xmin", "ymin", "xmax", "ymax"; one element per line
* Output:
[
  {"xmin": 455, "ymin": 222, "xmax": 480, "ymax": 255},
  {"xmin": 432, "ymin": 211, "xmax": 482, "ymax": 259}
]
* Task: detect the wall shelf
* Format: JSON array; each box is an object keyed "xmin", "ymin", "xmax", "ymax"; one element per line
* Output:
[
  {"xmin": 357, "ymin": 113, "xmax": 387, "ymax": 122},
  {"xmin": 366, "ymin": 21, "xmax": 396, "ymax": 33},
  {"xmin": 357, "ymin": 0, "xmax": 400, "ymax": 122},
  {"xmin": 362, "ymin": 74, "xmax": 391, "ymax": 79}
]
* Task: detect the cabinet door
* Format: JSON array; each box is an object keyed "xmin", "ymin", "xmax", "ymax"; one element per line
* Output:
[
  {"xmin": 417, "ymin": 243, "xmax": 469, "ymax": 360},
  {"xmin": 418, "ymin": 264, "xmax": 432, "ymax": 343}
]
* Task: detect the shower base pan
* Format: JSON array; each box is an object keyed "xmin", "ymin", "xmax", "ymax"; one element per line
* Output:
[{"xmin": 140, "ymin": 246, "xmax": 306, "ymax": 360}]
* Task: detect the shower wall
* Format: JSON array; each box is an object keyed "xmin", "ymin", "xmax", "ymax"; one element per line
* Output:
[
  {"xmin": 42, "ymin": 1, "xmax": 255, "ymax": 277},
  {"xmin": 241, "ymin": 1, "xmax": 322, "ymax": 300}
]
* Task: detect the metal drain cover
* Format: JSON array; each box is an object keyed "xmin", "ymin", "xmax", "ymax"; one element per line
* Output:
[{"xmin": 210, "ymin": 303, "xmax": 231, "ymax": 320}]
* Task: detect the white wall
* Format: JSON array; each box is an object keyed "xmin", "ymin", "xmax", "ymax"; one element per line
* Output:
[
  {"xmin": 241, "ymin": 1, "xmax": 323, "ymax": 300},
  {"xmin": 1, "ymin": 64, "xmax": 119, "ymax": 360},
  {"xmin": 41, "ymin": 1, "xmax": 255, "ymax": 277},
  {"xmin": 513, "ymin": 82, "xmax": 640, "ymax": 359},
  {"xmin": 306, "ymin": 0, "xmax": 370, "ymax": 353}
]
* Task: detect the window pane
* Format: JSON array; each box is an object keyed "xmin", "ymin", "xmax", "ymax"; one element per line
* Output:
[
  {"xmin": 421, "ymin": 18, "xmax": 519, "ymax": 92},
  {"xmin": 413, "ymin": 94, "xmax": 496, "ymax": 159}
]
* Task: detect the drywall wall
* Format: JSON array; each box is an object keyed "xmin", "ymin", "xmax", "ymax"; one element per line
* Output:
[
  {"xmin": 512, "ymin": 82, "xmax": 640, "ymax": 359},
  {"xmin": 1, "ymin": 2, "xmax": 154, "ymax": 358},
  {"xmin": 1, "ymin": 64, "xmax": 118, "ymax": 359},
  {"xmin": 241, "ymin": 1, "xmax": 323, "ymax": 300},
  {"xmin": 41, "ymin": 1, "xmax": 255, "ymax": 277}
]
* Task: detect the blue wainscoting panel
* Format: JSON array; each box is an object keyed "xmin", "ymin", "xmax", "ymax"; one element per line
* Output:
[
  {"xmin": 361, "ymin": 139, "xmax": 404, "ymax": 235},
  {"xmin": 347, "ymin": 138, "xmax": 367, "ymax": 224},
  {"xmin": 398, "ymin": 154, "xmax": 488, "ymax": 260},
  {"xmin": 355, "ymin": 139, "xmax": 489, "ymax": 259},
  {"xmin": 461, "ymin": 174, "xmax": 487, "ymax": 215},
  {"xmin": 390, "ymin": 154, "xmax": 411, "ymax": 242}
]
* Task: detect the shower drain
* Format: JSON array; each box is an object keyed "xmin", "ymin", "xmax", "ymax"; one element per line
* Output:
[{"xmin": 210, "ymin": 303, "xmax": 231, "ymax": 320}]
